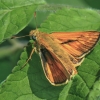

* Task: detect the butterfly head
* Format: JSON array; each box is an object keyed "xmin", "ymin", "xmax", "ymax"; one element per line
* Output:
[{"xmin": 29, "ymin": 29, "xmax": 39, "ymax": 40}]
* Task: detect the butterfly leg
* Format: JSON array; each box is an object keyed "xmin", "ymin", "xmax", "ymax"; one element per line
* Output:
[{"xmin": 21, "ymin": 48, "xmax": 36, "ymax": 69}]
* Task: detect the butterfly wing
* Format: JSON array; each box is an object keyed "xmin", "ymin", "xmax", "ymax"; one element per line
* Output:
[
  {"xmin": 50, "ymin": 31, "xmax": 100, "ymax": 65},
  {"xmin": 39, "ymin": 48, "xmax": 76, "ymax": 85}
]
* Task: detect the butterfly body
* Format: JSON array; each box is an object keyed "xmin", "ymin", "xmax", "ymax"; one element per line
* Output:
[{"xmin": 29, "ymin": 29, "xmax": 100, "ymax": 85}]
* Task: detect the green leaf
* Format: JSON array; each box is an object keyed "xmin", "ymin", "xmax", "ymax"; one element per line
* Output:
[
  {"xmin": 0, "ymin": 8, "xmax": 100, "ymax": 100},
  {"xmin": 40, "ymin": 8, "xmax": 100, "ymax": 32},
  {"xmin": 0, "ymin": 0, "xmax": 46, "ymax": 42},
  {"xmin": 88, "ymin": 80, "xmax": 100, "ymax": 100}
]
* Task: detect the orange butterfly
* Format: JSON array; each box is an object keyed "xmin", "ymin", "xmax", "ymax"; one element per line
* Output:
[{"xmin": 26, "ymin": 29, "xmax": 99, "ymax": 86}]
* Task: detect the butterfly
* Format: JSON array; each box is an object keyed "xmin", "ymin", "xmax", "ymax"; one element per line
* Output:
[{"xmin": 26, "ymin": 29, "xmax": 100, "ymax": 86}]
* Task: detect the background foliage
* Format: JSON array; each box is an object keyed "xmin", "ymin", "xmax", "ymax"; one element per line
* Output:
[{"xmin": 0, "ymin": 0, "xmax": 100, "ymax": 100}]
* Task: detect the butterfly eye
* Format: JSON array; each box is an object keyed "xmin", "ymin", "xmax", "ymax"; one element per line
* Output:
[{"xmin": 30, "ymin": 35, "xmax": 36, "ymax": 41}]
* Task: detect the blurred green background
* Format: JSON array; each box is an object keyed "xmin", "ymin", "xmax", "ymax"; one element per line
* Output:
[{"xmin": 0, "ymin": 0, "xmax": 100, "ymax": 84}]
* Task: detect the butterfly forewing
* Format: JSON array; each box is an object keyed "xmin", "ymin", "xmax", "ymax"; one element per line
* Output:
[
  {"xmin": 40, "ymin": 48, "xmax": 71, "ymax": 85},
  {"xmin": 50, "ymin": 31, "xmax": 100, "ymax": 65}
]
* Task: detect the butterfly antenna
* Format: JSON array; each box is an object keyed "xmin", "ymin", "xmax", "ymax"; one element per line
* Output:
[
  {"xmin": 34, "ymin": 12, "xmax": 38, "ymax": 29},
  {"xmin": 11, "ymin": 35, "xmax": 30, "ymax": 39}
]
